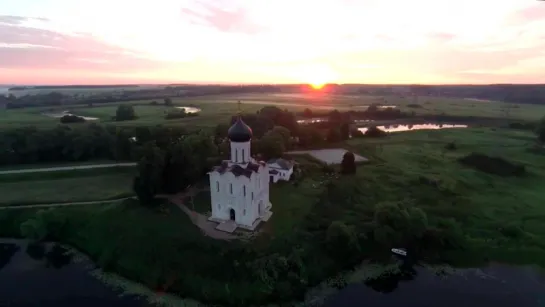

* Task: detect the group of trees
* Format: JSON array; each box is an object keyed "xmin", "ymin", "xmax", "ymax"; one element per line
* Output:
[
  {"xmin": 133, "ymin": 132, "xmax": 219, "ymax": 203},
  {"xmin": 0, "ymin": 124, "xmax": 190, "ymax": 166}
]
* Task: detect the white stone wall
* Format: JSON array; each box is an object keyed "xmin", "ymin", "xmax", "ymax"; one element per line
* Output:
[
  {"xmin": 269, "ymin": 167, "xmax": 293, "ymax": 183},
  {"xmin": 230, "ymin": 141, "xmax": 251, "ymax": 163},
  {"xmin": 209, "ymin": 162, "xmax": 271, "ymax": 227}
]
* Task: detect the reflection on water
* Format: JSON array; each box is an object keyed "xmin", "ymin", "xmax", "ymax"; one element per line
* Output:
[
  {"xmin": 328, "ymin": 261, "xmax": 545, "ymax": 307},
  {"xmin": 0, "ymin": 239, "xmax": 141, "ymax": 307},
  {"xmin": 0, "ymin": 243, "xmax": 19, "ymax": 271},
  {"xmin": 358, "ymin": 123, "xmax": 468, "ymax": 133},
  {"xmin": 175, "ymin": 106, "xmax": 201, "ymax": 113},
  {"xmin": 43, "ymin": 111, "xmax": 98, "ymax": 121},
  {"xmin": 297, "ymin": 118, "xmax": 328, "ymax": 124}
]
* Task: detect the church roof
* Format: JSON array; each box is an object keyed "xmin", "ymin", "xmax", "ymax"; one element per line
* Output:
[
  {"xmin": 212, "ymin": 161, "xmax": 265, "ymax": 178},
  {"xmin": 228, "ymin": 116, "xmax": 252, "ymax": 142},
  {"xmin": 267, "ymin": 158, "xmax": 294, "ymax": 170}
]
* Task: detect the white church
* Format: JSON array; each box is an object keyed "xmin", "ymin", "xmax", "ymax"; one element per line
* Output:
[{"xmin": 207, "ymin": 116, "xmax": 273, "ymax": 233}]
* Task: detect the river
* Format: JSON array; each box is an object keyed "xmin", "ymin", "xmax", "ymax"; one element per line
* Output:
[{"xmin": 1, "ymin": 239, "xmax": 544, "ymax": 306}]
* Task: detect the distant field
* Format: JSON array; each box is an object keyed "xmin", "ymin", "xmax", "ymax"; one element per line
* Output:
[
  {"xmin": 6, "ymin": 85, "xmax": 164, "ymax": 98},
  {"xmin": 1, "ymin": 93, "xmax": 544, "ymax": 130},
  {"xmin": 0, "ymin": 167, "xmax": 135, "ymax": 205}
]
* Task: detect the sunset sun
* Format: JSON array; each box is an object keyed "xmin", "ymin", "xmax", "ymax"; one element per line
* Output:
[{"xmin": 301, "ymin": 64, "xmax": 337, "ymax": 90}]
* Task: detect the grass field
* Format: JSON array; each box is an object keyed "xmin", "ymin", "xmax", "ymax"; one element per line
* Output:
[
  {"xmin": 5, "ymin": 85, "xmax": 163, "ymax": 97},
  {"xmin": 0, "ymin": 167, "xmax": 135, "ymax": 205},
  {"xmin": 346, "ymin": 127, "xmax": 545, "ymax": 266},
  {"xmin": 0, "ymin": 128, "xmax": 544, "ymax": 305},
  {"xmin": 2, "ymin": 93, "xmax": 544, "ymax": 130}
]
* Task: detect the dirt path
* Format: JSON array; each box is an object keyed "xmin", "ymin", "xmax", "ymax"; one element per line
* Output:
[
  {"xmin": 0, "ymin": 162, "xmax": 136, "ymax": 175},
  {"xmin": 0, "ymin": 197, "xmax": 135, "ymax": 210},
  {"xmin": 163, "ymin": 187, "xmax": 238, "ymax": 241}
]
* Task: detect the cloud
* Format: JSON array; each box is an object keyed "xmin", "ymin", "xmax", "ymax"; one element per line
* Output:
[
  {"xmin": 0, "ymin": 15, "xmax": 48, "ymax": 25},
  {"xmin": 180, "ymin": 0, "xmax": 265, "ymax": 35},
  {"xmin": 0, "ymin": 16, "xmax": 168, "ymax": 73},
  {"xmin": 511, "ymin": 4, "xmax": 545, "ymax": 23}
]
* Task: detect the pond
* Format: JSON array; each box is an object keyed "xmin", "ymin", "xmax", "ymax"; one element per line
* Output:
[
  {"xmin": 175, "ymin": 106, "xmax": 201, "ymax": 113},
  {"xmin": 0, "ymin": 239, "xmax": 141, "ymax": 307},
  {"xmin": 358, "ymin": 123, "xmax": 468, "ymax": 134},
  {"xmin": 326, "ymin": 261, "xmax": 545, "ymax": 307},
  {"xmin": 43, "ymin": 111, "xmax": 99, "ymax": 121}
]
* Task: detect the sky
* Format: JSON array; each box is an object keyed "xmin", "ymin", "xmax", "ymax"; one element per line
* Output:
[{"xmin": 0, "ymin": 0, "xmax": 544, "ymax": 85}]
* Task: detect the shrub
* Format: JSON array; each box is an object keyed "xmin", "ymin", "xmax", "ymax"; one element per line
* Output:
[
  {"xmin": 350, "ymin": 129, "xmax": 364, "ymax": 138},
  {"xmin": 341, "ymin": 151, "xmax": 356, "ymax": 174},
  {"xmin": 458, "ymin": 152, "xmax": 526, "ymax": 176},
  {"xmin": 60, "ymin": 114, "xmax": 85, "ymax": 123},
  {"xmin": 115, "ymin": 105, "xmax": 137, "ymax": 121},
  {"xmin": 444, "ymin": 142, "xmax": 457, "ymax": 151},
  {"xmin": 365, "ymin": 126, "xmax": 387, "ymax": 138},
  {"xmin": 407, "ymin": 104, "xmax": 422, "ymax": 108}
]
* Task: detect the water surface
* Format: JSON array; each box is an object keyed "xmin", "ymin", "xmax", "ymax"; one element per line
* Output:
[
  {"xmin": 358, "ymin": 123, "xmax": 468, "ymax": 134},
  {"xmin": 327, "ymin": 263, "xmax": 545, "ymax": 307},
  {"xmin": 0, "ymin": 239, "xmax": 140, "ymax": 307},
  {"xmin": 175, "ymin": 106, "xmax": 201, "ymax": 113}
]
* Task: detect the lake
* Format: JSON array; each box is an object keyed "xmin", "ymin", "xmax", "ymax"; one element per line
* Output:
[
  {"xmin": 0, "ymin": 239, "xmax": 141, "ymax": 307},
  {"xmin": 358, "ymin": 123, "xmax": 468, "ymax": 134},
  {"xmin": 2, "ymin": 238, "xmax": 544, "ymax": 307},
  {"xmin": 326, "ymin": 262, "xmax": 545, "ymax": 307},
  {"xmin": 175, "ymin": 106, "xmax": 201, "ymax": 113}
]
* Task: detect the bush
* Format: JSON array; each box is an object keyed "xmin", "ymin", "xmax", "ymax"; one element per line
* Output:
[
  {"xmin": 350, "ymin": 129, "xmax": 364, "ymax": 138},
  {"xmin": 458, "ymin": 152, "xmax": 526, "ymax": 176},
  {"xmin": 365, "ymin": 126, "xmax": 387, "ymax": 138},
  {"xmin": 407, "ymin": 104, "xmax": 422, "ymax": 108},
  {"xmin": 341, "ymin": 151, "xmax": 356, "ymax": 174},
  {"xmin": 444, "ymin": 142, "xmax": 457, "ymax": 151},
  {"xmin": 60, "ymin": 114, "xmax": 85, "ymax": 123},
  {"xmin": 115, "ymin": 105, "xmax": 137, "ymax": 121}
]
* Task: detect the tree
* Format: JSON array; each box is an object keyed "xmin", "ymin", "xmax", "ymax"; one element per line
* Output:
[
  {"xmin": 115, "ymin": 105, "xmax": 136, "ymax": 121},
  {"xmin": 325, "ymin": 221, "xmax": 360, "ymax": 262},
  {"xmin": 259, "ymin": 132, "xmax": 285, "ymax": 159},
  {"xmin": 537, "ymin": 116, "xmax": 545, "ymax": 143},
  {"xmin": 340, "ymin": 123, "xmax": 350, "ymax": 140},
  {"xmin": 60, "ymin": 114, "xmax": 86, "ymax": 124},
  {"xmin": 326, "ymin": 128, "xmax": 342, "ymax": 143},
  {"xmin": 164, "ymin": 97, "xmax": 173, "ymax": 106},
  {"xmin": 134, "ymin": 142, "xmax": 165, "ymax": 205},
  {"xmin": 341, "ymin": 151, "xmax": 356, "ymax": 174}
]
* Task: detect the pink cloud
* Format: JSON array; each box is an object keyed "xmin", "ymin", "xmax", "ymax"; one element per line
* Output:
[
  {"xmin": 510, "ymin": 4, "xmax": 545, "ymax": 23},
  {"xmin": 180, "ymin": 1, "xmax": 265, "ymax": 35},
  {"xmin": 0, "ymin": 18, "xmax": 169, "ymax": 73}
]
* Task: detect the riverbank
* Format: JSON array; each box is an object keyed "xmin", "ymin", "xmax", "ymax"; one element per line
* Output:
[
  {"xmin": 2, "ymin": 238, "xmax": 544, "ymax": 307},
  {"xmin": 0, "ymin": 127, "xmax": 544, "ymax": 306}
]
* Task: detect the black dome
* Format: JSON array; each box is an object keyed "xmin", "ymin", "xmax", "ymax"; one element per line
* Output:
[{"xmin": 228, "ymin": 117, "xmax": 253, "ymax": 142}]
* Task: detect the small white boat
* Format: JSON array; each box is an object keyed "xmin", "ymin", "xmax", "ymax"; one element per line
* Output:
[{"xmin": 391, "ymin": 248, "xmax": 407, "ymax": 256}]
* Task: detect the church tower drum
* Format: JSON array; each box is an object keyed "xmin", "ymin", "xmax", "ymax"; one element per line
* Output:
[{"xmin": 228, "ymin": 116, "xmax": 253, "ymax": 164}]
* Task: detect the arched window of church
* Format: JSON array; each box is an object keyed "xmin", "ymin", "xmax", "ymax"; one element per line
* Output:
[
  {"xmin": 230, "ymin": 183, "xmax": 233, "ymax": 194},
  {"xmin": 216, "ymin": 181, "xmax": 219, "ymax": 192},
  {"xmin": 243, "ymin": 185, "xmax": 246, "ymax": 196},
  {"xmin": 243, "ymin": 209, "xmax": 246, "ymax": 216},
  {"xmin": 251, "ymin": 192, "xmax": 254, "ymax": 200},
  {"xmin": 242, "ymin": 149, "xmax": 245, "ymax": 161}
]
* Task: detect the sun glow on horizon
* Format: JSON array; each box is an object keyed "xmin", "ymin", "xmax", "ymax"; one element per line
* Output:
[{"xmin": 302, "ymin": 64, "xmax": 337, "ymax": 91}]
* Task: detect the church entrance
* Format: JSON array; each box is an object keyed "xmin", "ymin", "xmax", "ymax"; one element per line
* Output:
[{"xmin": 229, "ymin": 208, "xmax": 236, "ymax": 221}]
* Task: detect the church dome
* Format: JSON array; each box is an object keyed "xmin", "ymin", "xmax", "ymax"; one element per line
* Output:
[{"xmin": 228, "ymin": 116, "xmax": 253, "ymax": 142}]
